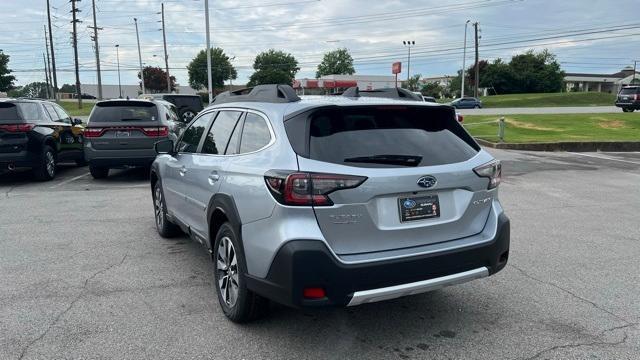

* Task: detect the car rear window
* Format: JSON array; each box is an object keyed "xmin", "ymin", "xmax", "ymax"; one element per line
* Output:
[
  {"xmin": 285, "ymin": 106, "xmax": 480, "ymax": 168},
  {"xmin": 0, "ymin": 102, "xmax": 40, "ymax": 123},
  {"xmin": 620, "ymin": 87, "xmax": 639, "ymax": 95},
  {"xmin": 90, "ymin": 101, "xmax": 158, "ymax": 123},
  {"xmin": 168, "ymin": 96, "xmax": 202, "ymax": 110}
]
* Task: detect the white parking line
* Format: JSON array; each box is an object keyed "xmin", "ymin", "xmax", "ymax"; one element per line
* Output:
[
  {"xmin": 567, "ymin": 152, "xmax": 640, "ymax": 165},
  {"xmin": 49, "ymin": 172, "xmax": 90, "ymax": 188}
]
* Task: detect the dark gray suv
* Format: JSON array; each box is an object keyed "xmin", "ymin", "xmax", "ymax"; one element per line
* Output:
[
  {"xmin": 150, "ymin": 85, "xmax": 510, "ymax": 322},
  {"xmin": 84, "ymin": 99, "xmax": 181, "ymax": 179}
]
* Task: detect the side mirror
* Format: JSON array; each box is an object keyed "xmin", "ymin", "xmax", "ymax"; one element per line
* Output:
[
  {"xmin": 72, "ymin": 118, "xmax": 83, "ymax": 126},
  {"xmin": 155, "ymin": 139, "xmax": 175, "ymax": 155}
]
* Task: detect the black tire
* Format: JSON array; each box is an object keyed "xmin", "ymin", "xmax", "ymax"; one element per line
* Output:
[
  {"xmin": 89, "ymin": 165, "xmax": 109, "ymax": 179},
  {"xmin": 32, "ymin": 145, "xmax": 56, "ymax": 181},
  {"xmin": 75, "ymin": 158, "xmax": 88, "ymax": 167},
  {"xmin": 474, "ymin": 105, "xmax": 481, "ymax": 109},
  {"xmin": 153, "ymin": 180, "xmax": 181, "ymax": 238},
  {"xmin": 622, "ymin": 108, "xmax": 630, "ymax": 112},
  {"xmin": 179, "ymin": 108, "xmax": 197, "ymax": 123},
  {"xmin": 213, "ymin": 223, "xmax": 269, "ymax": 323}
]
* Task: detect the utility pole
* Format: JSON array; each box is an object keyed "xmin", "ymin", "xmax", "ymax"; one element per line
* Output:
[
  {"xmin": 46, "ymin": 0, "xmax": 58, "ymax": 100},
  {"xmin": 71, "ymin": 0, "xmax": 82, "ymax": 108},
  {"xmin": 204, "ymin": 0, "xmax": 213, "ymax": 103},
  {"xmin": 115, "ymin": 45, "xmax": 122, "ymax": 98},
  {"xmin": 461, "ymin": 20, "xmax": 470, "ymax": 98},
  {"xmin": 134, "ymin": 18, "xmax": 146, "ymax": 94},
  {"xmin": 161, "ymin": 3, "xmax": 171, "ymax": 93},
  {"xmin": 89, "ymin": 0, "xmax": 103, "ymax": 99},
  {"xmin": 473, "ymin": 22, "xmax": 480, "ymax": 98},
  {"xmin": 44, "ymin": 26, "xmax": 53, "ymax": 99},
  {"xmin": 42, "ymin": 53, "xmax": 51, "ymax": 99},
  {"xmin": 634, "ymin": 60, "xmax": 637, "ymax": 82}
]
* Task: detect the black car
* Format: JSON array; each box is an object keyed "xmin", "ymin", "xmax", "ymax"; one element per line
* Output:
[
  {"xmin": 450, "ymin": 97, "xmax": 483, "ymax": 109},
  {"xmin": 139, "ymin": 94, "xmax": 203, "ymax": 122},
  {"xmin": 0, "ymin": 99, "xmax": 86, "ymax": 180},
  {"xmin": 615, "ymin": 86, "xmax": 640, "ymax": 112}
]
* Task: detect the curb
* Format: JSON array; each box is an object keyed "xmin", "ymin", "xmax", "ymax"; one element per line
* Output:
[{"xmin": 475, "ymin": 139, "xmax": 640, "ymax": 152}]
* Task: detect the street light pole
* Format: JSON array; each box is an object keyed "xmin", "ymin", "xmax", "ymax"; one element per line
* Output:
[
  {"xmin": 461, "ymin": 20, "xmax": 470, "ymax": 98},
  {"xmin": 161, "ymin": 3, "xmax": 171, "ymax": 93},
  {"xmin": 403, "ymin": 40, "xmax": 415, "ymax": 83},
  {"xmin": 204, "ymin": 0, "xmax": 213, "ymax": 103},
  {"xmin": 115, "ymin": 44, "xmax": 122, "ymax": 98},
  {"xmin": 134, "ymin": 18, "xmax": 146, "ymax": 95}
]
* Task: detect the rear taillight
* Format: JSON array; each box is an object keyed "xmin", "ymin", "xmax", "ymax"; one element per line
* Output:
[
  {"xmin": 142, "ymin": 126, "xmax": 169, "ymax": 137},
  {"xmin": 474, "ymin": 160, "xmax": 501, "ymax": 189},
  {"xmin": 456, "ymin": 113, "xmax": 464, "ymax": 123},
  {"xmin": 264, "ymin": 171, "xmax": 367, "ymax": 206},
  {"xmin": 0, "ymin": 124, "xmax": 35, "ymax": 132},
  {"xmin": 83, "ymin": 128, "xmax": 104, "ymax": 137},
  {"xmin": 634, "ymin": 94, "xmax": 639, "ymax": 101}
]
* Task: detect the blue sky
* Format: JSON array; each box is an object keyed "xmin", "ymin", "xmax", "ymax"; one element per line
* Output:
[{"xmin": 1, "ymin": 0, "xmax": 639, "ymax": 88}]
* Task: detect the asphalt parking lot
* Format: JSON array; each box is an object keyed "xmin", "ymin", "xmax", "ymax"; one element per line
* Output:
[{"xmin": 1, "ymin": 149, "xmax": 639, "ymax": 360}]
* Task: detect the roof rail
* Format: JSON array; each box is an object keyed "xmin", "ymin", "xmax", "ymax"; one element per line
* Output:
[
  {"xmin": 342, "ymin": 87, "xmax": 423, "ymax": 102},
  {"xmin": 212, "ymin": 84, "xmax": 300, "ymax": 105}
]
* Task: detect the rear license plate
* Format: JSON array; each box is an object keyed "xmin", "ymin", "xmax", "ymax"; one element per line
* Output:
[
  {"xmin": 116, "ymin": 130, "xmax": 130, "ymax": 137},
  {"xmin": 399, "ymin": 195, "xmax": 440, "ymax": 222}
]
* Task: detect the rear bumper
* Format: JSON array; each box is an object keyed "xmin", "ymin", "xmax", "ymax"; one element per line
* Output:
[
  {"xmin": 0, "ymin": 151, "xmax": 37, "ymax": 169},
  {"xmin": 615, "ymin": 101, "xmax": 640, "ymax": 109},
  {"xmin": 85, "ymin": 146, "xmax": 157, "ymax": 167},
  {"xmin": 246, "ymin": 213, "xmax": 510, "ymax": 308}
]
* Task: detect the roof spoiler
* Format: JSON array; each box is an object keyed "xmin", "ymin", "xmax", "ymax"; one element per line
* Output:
[
  {"xmin": 212, "ymin": 84, "xmax": 300, "ymax": 105},
  {"xmin": 342, "ymin": 87, "xmax": 423, "ymax": 102}
]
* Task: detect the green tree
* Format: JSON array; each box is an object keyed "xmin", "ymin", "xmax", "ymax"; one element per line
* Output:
[
  {"xmin": 59, "ymin": 84, "xmax": 76, "ymax": 93},
  {"xmin": 508, "ymin": 50, "xmax": 564, "ymax": 93},
  {"xmin": 247, "ymin": 49, "xmax": 299, "ymax": 87},
  {"xmin": 316, "ymin": 48, "xmax": 355, "ymax": 78},
  {"xmin": 138, "ymin": 66, "xmax": 176, "ymax": 93},
  {"xmin": 0, "ymin": 51, "xmax": 16, "ymax": 91},
  {"xmin": 479, "ymin": 59, "xmax": 515, "ymax": 94},
  {"xmin": 420, "ymin": 82, "xmax": 443, "ymax": 98},
  {"xmin": 10, "ymin": 82, "xmax": 48, "ymax": 98},
  {"xmin": 187, "ymin": 48, "xmax": 237, "ymax": 91},
  {"xmin": 403, "ymin": 74, "xmax": 422, "ymax": 91}
]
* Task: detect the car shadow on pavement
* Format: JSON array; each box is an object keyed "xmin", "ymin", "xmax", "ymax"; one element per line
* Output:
[{"xmin": 0, "ymin": 164, "xmax": 83, "ymax": 185}]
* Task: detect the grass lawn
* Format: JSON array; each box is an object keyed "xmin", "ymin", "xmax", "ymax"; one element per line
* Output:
[
  {"xmin": 464, "ymin": 113, "xmax": 640, "ymax": 143},
  {"xmin": 478, "ymin": 92, "xmax": 616, "ymax": 108},
  {"xmin": 58, "ymin": 101, "xmax": 95, "ymax": 117}
]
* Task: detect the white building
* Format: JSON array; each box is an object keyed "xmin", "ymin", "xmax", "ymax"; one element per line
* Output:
[
  {"xmin": 564, "ymin": 66, "xmax": 639, "ymax": 93},
  {"xmin": 293, "ymin": 75, "xmax": 397, "ymax": 94},
  {"xmin": 65, "ymin": 84, "xmax": 199, "ymax": 100}
]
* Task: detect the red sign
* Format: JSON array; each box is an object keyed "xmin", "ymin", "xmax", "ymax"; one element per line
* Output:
[{"xmin": 392, "ymin": 62, "xmax": 402, "ymax": 74}]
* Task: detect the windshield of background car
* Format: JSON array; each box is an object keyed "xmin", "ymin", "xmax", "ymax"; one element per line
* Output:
[
  {"xmin": 619, "ymin": 87, "xmax": 638, "ymax": 95},
  {"xmin": 89, "ymin": 102, "xmax": 158, "ymax": 123}
]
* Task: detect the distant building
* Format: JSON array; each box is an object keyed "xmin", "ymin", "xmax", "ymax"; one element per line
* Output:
[
  {"xmin": 61, "ymin": 84, "xmax": 200, "ymax": 100},
  {"xmin": 420, "ymin": 75, "xmax": 453, "ymax": 89},
  {"xmin": 293, "ymin": 75, "xmax": 396, "ymax": 94},
  {"xmin": 564, "ymin": 66, "xmax": 639, "ymax": 93}
]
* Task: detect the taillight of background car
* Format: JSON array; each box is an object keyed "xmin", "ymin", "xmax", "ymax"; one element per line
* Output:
[
  {"xmin": 0, "ymin": 124, "xmax": 35, "ymax": 132},
  {"xmin": 264, "ymin": 171, "xmax": 367, "ymax": 206}
]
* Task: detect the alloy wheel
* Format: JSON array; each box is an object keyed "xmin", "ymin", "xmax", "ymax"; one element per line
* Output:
[
  {"xmin": 216, "ymin": 236, "xmax": 239, "ymax": 307},
  {"xmin": 182, "ymin": 111, "xmax": 196, "ymax": 122},
  {"xmin": 45, "ymin": 151, "xmax": 55, "ymax": 177},
  {"xmin": 154, "ymin": 186, "xmax": 164, "ymax": 229}
]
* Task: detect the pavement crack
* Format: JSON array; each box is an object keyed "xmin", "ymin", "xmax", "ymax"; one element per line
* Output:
[
  {"xmin": 523, "ymin": 331, "xmax": 629, "ymax": 360},
  {"xmin": 508, "ymin": 264, "xmax": 629, "ymax": 323},
  {"xmin": 16, "ymin": 254, "xmax": 128, "ymax": 360}
]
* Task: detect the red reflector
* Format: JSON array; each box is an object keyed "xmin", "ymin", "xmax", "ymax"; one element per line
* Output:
[
  {"xmin": 83, "ymin": 128, "xmax": 104, "ymax": 137},
  {"xmin": 303, "ymin": 287, "xmax": 326, "ymax": 299},
  {"xmin": 0, "ymin": 123, "xmax": 35, "ymax": 132},
  {"xmin": 142, "ymin": 126, "xmax": 169, "ymax": 137},
  {"xmin": 457, "ymin": 114, "xmax": 464, "ymax": 123}
]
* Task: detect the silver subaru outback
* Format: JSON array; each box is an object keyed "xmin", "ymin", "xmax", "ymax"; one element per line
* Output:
[{"xmin": 150, "ymin": 85, "xmax": 510, "ymax": 323}]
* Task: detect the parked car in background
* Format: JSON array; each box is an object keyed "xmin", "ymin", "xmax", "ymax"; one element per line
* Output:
[
  {"xmin": 0, "ymin": 98, "xmax": 85, "ymax": 180},
  {"xmin": 451, "ymin": 97, "xmax": 483, "ymax": 109},
  {"xmin": 156, "ymin": 99, "xmax": 188, "ymax": 136},
  {"xmin": 615, "ymin": 86, "xmax": 640, "ymax": 112},
  {"xmin": 84, "ymin": 99, "xmax": 180, "ymax": 179},
  {"xmin": 150, "ymin": 85, "xmax": 509, "ymax": 322},
  {"xmin": 139, "ymin": 94, "xmax": 203, "ymax": 123}
]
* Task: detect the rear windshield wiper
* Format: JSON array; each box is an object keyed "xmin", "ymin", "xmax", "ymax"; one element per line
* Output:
[
  {"xmin": 344, "ymin": 154, "xmax": 423, "ymax": 167},
  {"xmin": 120, "ymin": 118, "xmax": 145, "ymax": 121}
]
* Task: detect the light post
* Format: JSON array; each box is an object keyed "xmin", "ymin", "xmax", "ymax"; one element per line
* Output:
[
  {"xmin": 134, "ymin": 18, "xmax": 146, "ymax": 94},
  {"xmin": 403, "ymin": 40, "xmax": 415, "ymax": 83},
  {"xmin": 115, "ymin": 44, "xmax": 122, "ymax": 98},
  {"xmin": 204, "ymin": 0, "xmax": 213, "ymax": 103},
  {"xmin": 461, "ymin": 20, "xmax": 470, "ymax": 98}
]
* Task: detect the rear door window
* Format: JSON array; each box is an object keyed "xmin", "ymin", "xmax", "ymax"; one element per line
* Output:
[
  {"xmin": 201, "ymin": 111, "xmax": 242, "ymax": 155},
  {"xmin": 16, "ymin": 103, "xmax": 41, "ymax": 121},
  {"xmin": 53, "ymin": 104, "xmax": 72, "ymax": 123},
  {"xmin": 90, "ymin": 101, "xmax": 158, "ymax": 123},
  {"xmin": 288, "ymin": 106, "xmax": 479, "ymax": 168},
  {"xmin": 239, "ymin": 113, "xmax": 271, "ymax": 153},
  {"xmin": 43, "ymin": 104, "xmax": 59, "ymax": 121}
]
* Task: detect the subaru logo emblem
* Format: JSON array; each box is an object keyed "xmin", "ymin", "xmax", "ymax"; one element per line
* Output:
[
  {"xmin": 403, "ymin": 199, "xmax": 417, "ymax": 209},
  {"xmin": 417, "ymin": 175, "xmax": 437, "ymax": 188}
]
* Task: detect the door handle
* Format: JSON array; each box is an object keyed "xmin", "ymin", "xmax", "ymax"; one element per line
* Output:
[
  {"xmin": 208, "ymin": 172, "xmax": 220, "ymax": 184},
  {"xmin": 179, "ymin": 166, "xmax": 187, "ymax": 176}
]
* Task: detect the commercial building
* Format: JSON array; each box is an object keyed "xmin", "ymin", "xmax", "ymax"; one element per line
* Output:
[
  {"xmin": 293, "ymin": 75, "xmax": 396, "ymax": 94},
  {"xmin": 563, "ymin": 66, "xmax": 639, "ymax": 93}
]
